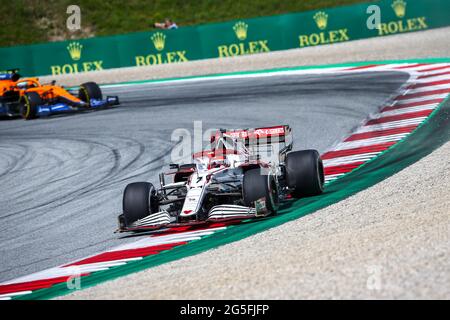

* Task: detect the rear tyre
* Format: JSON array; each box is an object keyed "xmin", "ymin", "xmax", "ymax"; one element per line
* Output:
[
  {"xmin": 243, "ymin": 168, "xmax": 279, "ymax": 215},
  {"xmin": 20, "ymin": 92, "xmax": 42, "ymax": 120},
  {"xmin": 79, "ymin": 82, "xmax": 102, "ymax": 107},
  {"xmin": 286, "ymin": 150, "xmax": 324, "ymax": 198},
  {"xmin": 123, "ymin": 182, "xmax": 159, "ymax": 227}
]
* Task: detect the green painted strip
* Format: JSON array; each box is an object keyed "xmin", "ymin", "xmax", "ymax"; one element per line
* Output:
[{"xmin": 17, "ymin": 91, "xmax": 450, "ymax": 300}]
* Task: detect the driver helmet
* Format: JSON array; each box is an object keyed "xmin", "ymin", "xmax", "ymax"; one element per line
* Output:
[{"xmin": 16, "ymin": 81, "xmax": 30, "ymax": 90}]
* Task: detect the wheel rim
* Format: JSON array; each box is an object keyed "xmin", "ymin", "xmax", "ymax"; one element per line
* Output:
[
  {"xmin": 20, "ymin": 96, "xmax": 31, "ymax": 119},
  {"xmin": 317, "ymin": 159, "xmax": 325, "ymax": 191},
  {"xmin": 80, "ymin": 87, "xmax": 90, "ymax": 107}
]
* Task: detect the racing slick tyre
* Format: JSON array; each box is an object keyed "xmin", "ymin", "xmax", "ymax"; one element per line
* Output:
[
  {"xmin": 20, "ymin": 92, "xmax": 42, "ymax": 120},
  {"xmin": 123, "ymin": 182, "xmax": 159, "ymax": 227},
  {"xmin": 79, "ymin": 82, "xmax": 102, "ymax": 107},
  {"xmin": 286, "ymin": 150, "xmax": 324, "ymax": 198},
  {"xmin": 243, "ymin": 168, "xmax": 279, "ymax": 215}
]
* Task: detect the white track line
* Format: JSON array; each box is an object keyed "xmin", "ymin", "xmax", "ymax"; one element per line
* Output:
[
  {"xmin": 354, "ymin": 118, "xmax": 427, "ymax": 134},
  {"xmin": 406, "ymin": 83, "xmax": 450, "ymax": 94},
  {"xmin": 414, "ymin": 75, "xmax": 450, "ymax": 83},
  {"xmin": 323, "ymin": 152, "xmax": 381, "ymax": 166},
  {"xmin": 380, "ymin": 104, "xmax": 438, "ymax": 117},
  {"xmin": 333, "ymin": 134, "xmax": 409, "ymax": 151}
]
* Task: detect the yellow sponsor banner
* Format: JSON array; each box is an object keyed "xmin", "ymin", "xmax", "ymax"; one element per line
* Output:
[
  {"xmin": 378, "ymin": 0, "xmax": 428, "ymax": 36},
  {"xmin": 47, "ymin": 41, "xmax": 106, "ymax": 76},
  {"xmin": 134, "ymin": 32, "xmax": 190, "ymax": 67},
  {"xmin": 297, "ymin": 11, "xmax": 351, "ymax": 48},
  {"xmin": 217, "ymin": 22, "xmax": 271, "ymax": 58}
]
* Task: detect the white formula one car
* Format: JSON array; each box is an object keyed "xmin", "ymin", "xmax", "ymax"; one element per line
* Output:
[{"xmin": 117, "ymin": 125, "xmax": 324, "ymax": 232}]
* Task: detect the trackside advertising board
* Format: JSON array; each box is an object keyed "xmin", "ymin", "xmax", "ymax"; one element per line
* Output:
[{"xmin": 0, "ymin": 0, "xmax": 448, "ymax": 76}]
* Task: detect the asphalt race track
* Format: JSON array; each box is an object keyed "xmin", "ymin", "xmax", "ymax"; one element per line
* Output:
[{"xmin": 0, "ymin": 71, "xmax": 408, "ymax": 282}]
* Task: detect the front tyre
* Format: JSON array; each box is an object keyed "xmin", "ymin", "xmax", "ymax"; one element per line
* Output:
[
  {"xmin": 243, "ymin": 168, "xmax": 279, "ymax": 215},
  {"xmin": 20, "ymin": 92, "xmax": 42, "ymax": 120},
  {"xmin": 286, "ymin": 150, "xmax": 324, "ymax": 198},
  {"xmin": 79, "ymin": 82, "xmax": 102, "ymax": 107},
  {"xmin": 123, "ymin": 182, "xmax": 159, "ymax": 227}
]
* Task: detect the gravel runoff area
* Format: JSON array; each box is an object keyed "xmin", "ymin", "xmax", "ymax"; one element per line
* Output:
[
  {"xmin": 63, "ymin": 140, "xmax": 450, "ymax": 300},
  {"xmin": 40, "ymin": 26, "xmax": 450, "ymax": 87}
]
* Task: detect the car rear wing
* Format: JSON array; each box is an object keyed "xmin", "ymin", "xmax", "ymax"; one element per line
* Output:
[
  {"xmin": 0, "ymin": 69, "xmax": 21, "ymax": 81},
  {"xmin": 211, "ymin": 125, "xmax": 293, "ymax": 163},
  {"xmin": 212, "ymin": 125, "xmax": 291, "ymax": 145}
]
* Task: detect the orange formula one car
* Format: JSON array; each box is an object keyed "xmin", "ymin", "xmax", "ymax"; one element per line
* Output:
[{"xmin": 0, "ymin": 70, "xmax": 119, "ymax": 120}]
